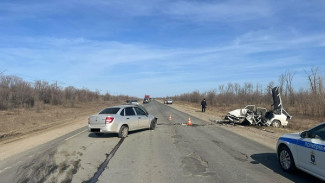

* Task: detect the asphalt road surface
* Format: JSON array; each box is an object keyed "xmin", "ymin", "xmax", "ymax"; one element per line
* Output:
[{"xmin": 0, "ymin": 100, "xmax": 322, "ymax": 183}]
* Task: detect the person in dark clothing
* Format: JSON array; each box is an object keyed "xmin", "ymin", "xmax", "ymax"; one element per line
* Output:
[{"xmin": 201, "ymin": 99, "xmax": 207, "ymax": 112}]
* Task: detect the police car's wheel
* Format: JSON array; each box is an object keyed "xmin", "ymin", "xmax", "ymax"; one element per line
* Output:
[
  {"xmin": 272, "ymin": 120, "xmax": 281, "ymax": 128},
  {"xmin": 279, "ymin": 146, "xmax": 296, "ymax": 172}
]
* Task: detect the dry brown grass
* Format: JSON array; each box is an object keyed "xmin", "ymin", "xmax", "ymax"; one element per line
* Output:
[
  {"xmin": 1, "ymin": 98, "xmax": 322, "ymax": 144},
  {"xmin": 0, "ymin": 100, "xmax": 122, "ymax": 142}
]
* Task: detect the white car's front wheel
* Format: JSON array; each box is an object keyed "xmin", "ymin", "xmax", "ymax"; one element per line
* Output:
[{"xmin": 149, "ymin": 119, "xmax": 157, "ymax": 130}]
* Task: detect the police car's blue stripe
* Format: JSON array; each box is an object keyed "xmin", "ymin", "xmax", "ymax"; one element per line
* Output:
[
  {"xmin": 279, "ymin": 137, "xmax": 325, "ymax": 152},
  {"xmin": 279, "ymin": 137, "xmax": 297, "ymax": 144}
]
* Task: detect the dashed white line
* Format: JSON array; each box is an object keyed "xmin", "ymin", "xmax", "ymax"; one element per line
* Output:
[
  {"xmin": 64, "ymin": 129, "xmax": 87, "ymax": 141},
  {"xmin": 0, "ymin": 166, "xmax": 12, "ymax": 174}
]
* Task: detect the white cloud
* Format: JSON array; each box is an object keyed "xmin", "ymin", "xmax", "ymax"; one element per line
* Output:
[
  {"xmin": 162, "ymin": 0, "xmax": 271, "ymax": 22},
  {"xmin": 2, "ymin": 32, "xmax": 322, "ymax": 72},
  {"xmin": 1, "ymin": 30, "xmax": 324, "ymax": 97},
  {"xmin": 0, "ymin": 0, "xmax": 271, "ymax": 23},
  {"xmin": 233, "ymin": 29, "xmax": 325, "ymax": 53},
  {"xmin": 0, "ymin": 1, "xmax": 68, "ymax": 21}
]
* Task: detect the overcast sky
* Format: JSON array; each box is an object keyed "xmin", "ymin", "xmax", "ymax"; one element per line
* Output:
[{"xmin": 0, "ymin": 0, "xmax": 324, "ymax": 97}]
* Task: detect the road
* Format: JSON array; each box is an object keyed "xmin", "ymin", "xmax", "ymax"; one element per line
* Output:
[{"xmin": 0, "ymin": 100, "xmax": 321, "ymax": 183}]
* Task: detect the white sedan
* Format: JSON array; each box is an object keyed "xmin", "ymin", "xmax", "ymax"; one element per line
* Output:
[
  {"xmin": 88, "ymin": 105, "xmax": 157, "ymax": 138},
  {"xmin": 276, "ymin": 122, "xmax": 325, "ymax": 181}
]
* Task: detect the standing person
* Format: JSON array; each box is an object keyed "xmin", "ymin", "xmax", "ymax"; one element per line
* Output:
[{"xmin": 201, "ymin": 99, "xmax": 207, "ymax": 112}]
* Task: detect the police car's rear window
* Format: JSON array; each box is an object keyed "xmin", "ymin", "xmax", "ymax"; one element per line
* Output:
[{"xmin": 99, "ymin": 108, "xmax": 120, "ymax": 114}]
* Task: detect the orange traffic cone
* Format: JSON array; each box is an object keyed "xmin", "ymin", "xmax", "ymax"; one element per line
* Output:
[
  {"xmin": 169, "ymin": 113, "xmax": 172, "ymax": 121},
  {"xmin": 187, "ymin": 116, "xmax": 192, "ymax": 126}
]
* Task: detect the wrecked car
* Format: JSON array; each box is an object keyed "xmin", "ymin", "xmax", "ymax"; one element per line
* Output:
[{"xmin": 225, "ymin": 87, "xmax": 292, "ymax": 127}]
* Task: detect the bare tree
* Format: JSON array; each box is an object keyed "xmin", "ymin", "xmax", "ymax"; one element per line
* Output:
[
  {"xmin": 306, "ymin": 67, "xmax": 322, "ymax": 94},
  {"xmin": 0, "ymin": 69, "xmax": 6, "ymax": 75},
  {"xmin": 234, "ymin": 83, "xmax": 240, "ymax": 96},
  {"xmin": 173, "ymin": 69, "xmax": 325, "ymax": 119},
  {"xmin": 284, "ymin": 71, "xmax": 295, "ymax": 105},
  {"xmin": 218, "ymin": 84, "xmax": 225, "ymax": 94}
]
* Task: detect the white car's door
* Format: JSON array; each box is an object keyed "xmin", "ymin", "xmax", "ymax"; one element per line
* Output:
[
  {"xmin": 123, "ymin": 107, "xmax": 139, "ymax": 130},
  {"xmin": 134, "ymin": 106, "xmax": 149, "ymax": 129},
  {"xmin": 297, "ymin": 124, "xmax": 325, "ymax": 178}
]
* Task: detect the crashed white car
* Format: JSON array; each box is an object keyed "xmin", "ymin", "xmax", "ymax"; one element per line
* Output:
[
  {"xmin": 225, "ymin": 105, "xmax": 257, "ymax": 123},
  {"xmin": 277, "ymin": 122, "xmax": 325, "ymax": 181},
  {"xmin": 225, "ymin": 87, "xmax": 292, "ymax": 127},
  {"xmin": 225, "ymin": 105, "xmax": 291, "ymax": 127}
]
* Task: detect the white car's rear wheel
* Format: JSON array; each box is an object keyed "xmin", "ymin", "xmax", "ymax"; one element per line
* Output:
[{"xmin": 272, "ymin": 120, "xmax": 281, "ymax": 128}]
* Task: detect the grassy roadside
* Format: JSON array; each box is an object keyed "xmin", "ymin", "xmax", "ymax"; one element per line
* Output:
[{"xmin": 0, "ymin": 100, "xmax": 122, "ymax": 143}]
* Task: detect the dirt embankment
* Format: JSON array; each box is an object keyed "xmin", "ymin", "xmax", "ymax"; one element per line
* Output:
[
  {"xmin": 0, "ymin": 101, "xmax": 115, "ymax": 143},
  {"xmin": 0, "ymin": 101, "xmax": 120, "ymax": 161}
]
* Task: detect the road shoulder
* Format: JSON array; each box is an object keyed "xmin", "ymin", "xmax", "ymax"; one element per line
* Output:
[
  {"xmin": 0, "ymin": 116, "xmax": 88, "ymax": 161},
  {"xmin": 160, "ymin": 100, "xmax": 286, "ymax": 150}
]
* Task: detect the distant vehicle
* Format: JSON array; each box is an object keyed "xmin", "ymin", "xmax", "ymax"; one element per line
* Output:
[
  {"xmin": 126, "ymin": 99, "xmax": 139, "ymax": 105},
  {"xmin": 225, "ymin": 87, "xmax": 292, "ymax": 127},
  {"xmin": 164, "ymin": 99, "xmax": 173, "ymax": 104},
  {"xmin": 143, "ymin": 94, "xmax": 151, "ymax": 103},
  {"xmin": 143, "ymin": 98, "xmax": 150, "ymax": 104},
  {"xmin": 131, "ymin": 100, "xmax": 139, "ymax": 105},
  {"xmin": 88, "ymin": 105, "xmax": 158, "ymax": 138},
  {"xmin": 276, "ymin": 122, "xmax": 325, "ymax": 181}
]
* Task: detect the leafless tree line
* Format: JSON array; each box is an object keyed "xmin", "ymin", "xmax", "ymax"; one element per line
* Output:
[
  {"xmin": 174, "ymin": 68, "xmax": 325, "ymax": 119},
  {"xmin": 0, "ymin": 75, "xmax": 130, "ymax": 110}
]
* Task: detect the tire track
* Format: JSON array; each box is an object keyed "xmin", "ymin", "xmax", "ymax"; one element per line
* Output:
[{"xmin": 85, "ymin": 137, "xmax": 125, "ymax": 183}]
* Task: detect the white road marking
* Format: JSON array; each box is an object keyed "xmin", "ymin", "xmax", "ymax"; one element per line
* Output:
[
  {"xmin": 65, "ymin": 129, "xmax": 87, "ymax": 141},
  {"xmin": 0, "ymin": 166, "xmax": 12, "ymax": 174}
]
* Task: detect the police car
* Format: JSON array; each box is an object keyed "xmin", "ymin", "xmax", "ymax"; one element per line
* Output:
[{"xmin": 276, "ymin": 122, "xmax": 325, "ymax": 181}]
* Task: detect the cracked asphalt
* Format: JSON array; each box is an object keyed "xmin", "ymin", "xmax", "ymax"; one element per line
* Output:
[{"xmin": 0, "ymin": 100, "xmax": 321, "ymax": 183}]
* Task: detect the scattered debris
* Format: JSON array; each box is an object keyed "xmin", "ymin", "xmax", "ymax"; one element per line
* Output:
[{"xmin": 224, "ymin": 87, "xmax": 292, "ymax": 128}]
